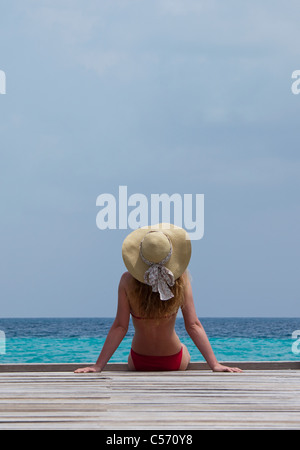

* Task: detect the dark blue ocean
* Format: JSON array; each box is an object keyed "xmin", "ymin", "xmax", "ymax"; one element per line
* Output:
[{"xmin": 0, "ymin": 317, "xmax": 299, "ymax": 364}]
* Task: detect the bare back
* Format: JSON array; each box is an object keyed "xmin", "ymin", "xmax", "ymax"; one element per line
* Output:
[{"xmin": 124, "ymin": 272, "xmax": 183, "ymax": 356}]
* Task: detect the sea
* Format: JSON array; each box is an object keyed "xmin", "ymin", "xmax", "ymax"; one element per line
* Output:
[{"xmin": 0, "ymin": 317, "xmax": 299, "ymax": 364}]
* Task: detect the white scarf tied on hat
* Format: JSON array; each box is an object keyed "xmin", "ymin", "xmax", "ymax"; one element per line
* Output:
[{"xmin": 139, "ymin": 237, "xmax": 175, "ymax": 301}]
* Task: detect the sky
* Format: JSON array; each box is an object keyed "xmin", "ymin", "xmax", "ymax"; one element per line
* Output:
[{"xmin": 0, "ymin": 0, "xmax": 300, "ymax": 317}]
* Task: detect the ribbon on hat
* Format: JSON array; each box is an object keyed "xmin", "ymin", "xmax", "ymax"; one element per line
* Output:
[{"xmin": 139, "ymin": 235, "xmax": 175, "ymax": 301}]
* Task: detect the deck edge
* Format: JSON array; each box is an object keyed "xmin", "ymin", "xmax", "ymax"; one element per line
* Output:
[{"xmin": 0, "ymin": 361, "xmax": 299, "ymax": 372}]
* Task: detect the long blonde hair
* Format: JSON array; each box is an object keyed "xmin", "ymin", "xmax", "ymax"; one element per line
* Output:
[{"xmin": 128, "ymin": 273, "xmax": 186, "ymax": 319}]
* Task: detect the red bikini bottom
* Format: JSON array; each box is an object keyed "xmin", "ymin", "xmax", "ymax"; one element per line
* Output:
[{"xmin": 130, "ymin": 347, "xmax": 183, "ymax": 371}]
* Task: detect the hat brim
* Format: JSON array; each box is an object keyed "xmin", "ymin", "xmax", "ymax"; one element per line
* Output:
[{"xmin": 122, "ymin": 223, "xmax": 192, "ymax": 283}]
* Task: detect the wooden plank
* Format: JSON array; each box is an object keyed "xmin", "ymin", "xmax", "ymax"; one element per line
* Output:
[{"xmin": 0, "ymin": 370, "xmax": 299, "ymax": 429}]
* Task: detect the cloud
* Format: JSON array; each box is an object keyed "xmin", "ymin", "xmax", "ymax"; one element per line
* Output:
[
  {"xmin": 16, "ymin": 0, "xmax": 300, "ymax": 87},
  {"xmin": 159, "ymin": 0, "xmax": 206, "ymax": 15},
  {"xmin": 76, "ymin": 50, "xmax": 124, "ymax": 76},
  {"xmin": 200, "ymin": 156, "xmax": 300, "ymax": 187},
  {"xmin": 24, "ymin": 5, "xmax": 99, "ymax": 45}
]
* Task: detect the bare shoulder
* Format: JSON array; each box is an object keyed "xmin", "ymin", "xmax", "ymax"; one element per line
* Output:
[
  {"xmin": 182, "ymin": 270, "xmax": 192, "ymax": 292},
  {"xmin": 119, "ymin": 271, "xmax": 133, "ymax": 289}
]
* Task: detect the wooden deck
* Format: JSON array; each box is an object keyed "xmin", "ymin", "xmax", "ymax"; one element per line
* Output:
[{"xmin": 0, "ymin": 363, "xmax": 299, "ymax": 430}]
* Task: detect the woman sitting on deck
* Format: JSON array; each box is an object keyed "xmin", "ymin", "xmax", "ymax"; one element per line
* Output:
[{"xmin": 75, "ymin": 224, "xmax": 242, "ymax": 373}]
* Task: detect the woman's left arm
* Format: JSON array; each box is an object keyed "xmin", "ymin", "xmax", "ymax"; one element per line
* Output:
[{"xmin": 75, "ymin": 273, "xmax": 131, "ymax": 373}]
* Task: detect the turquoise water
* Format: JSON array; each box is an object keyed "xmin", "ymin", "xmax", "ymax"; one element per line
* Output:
[
  {"xmin": 1, "ymin": 336, "xmax": 299, "ymax": 364},
  {"xmin": 0, "ymin": 318, "xmax": 299, "ymax": 364}
]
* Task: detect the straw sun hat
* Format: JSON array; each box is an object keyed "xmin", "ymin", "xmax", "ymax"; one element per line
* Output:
[{"xmin": 122, "ymin": 223, "xmax": 191, "ymax": 301}]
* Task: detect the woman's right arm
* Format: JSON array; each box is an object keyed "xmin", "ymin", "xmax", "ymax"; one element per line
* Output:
[{"xmin": 181, "ymin": 274, "xmax": 242, "ymax": 373}]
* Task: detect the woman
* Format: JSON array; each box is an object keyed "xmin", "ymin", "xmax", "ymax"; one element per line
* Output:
[{"xmin": 75, "ymin": 224, "xmax": 242, "ymax": 373}]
